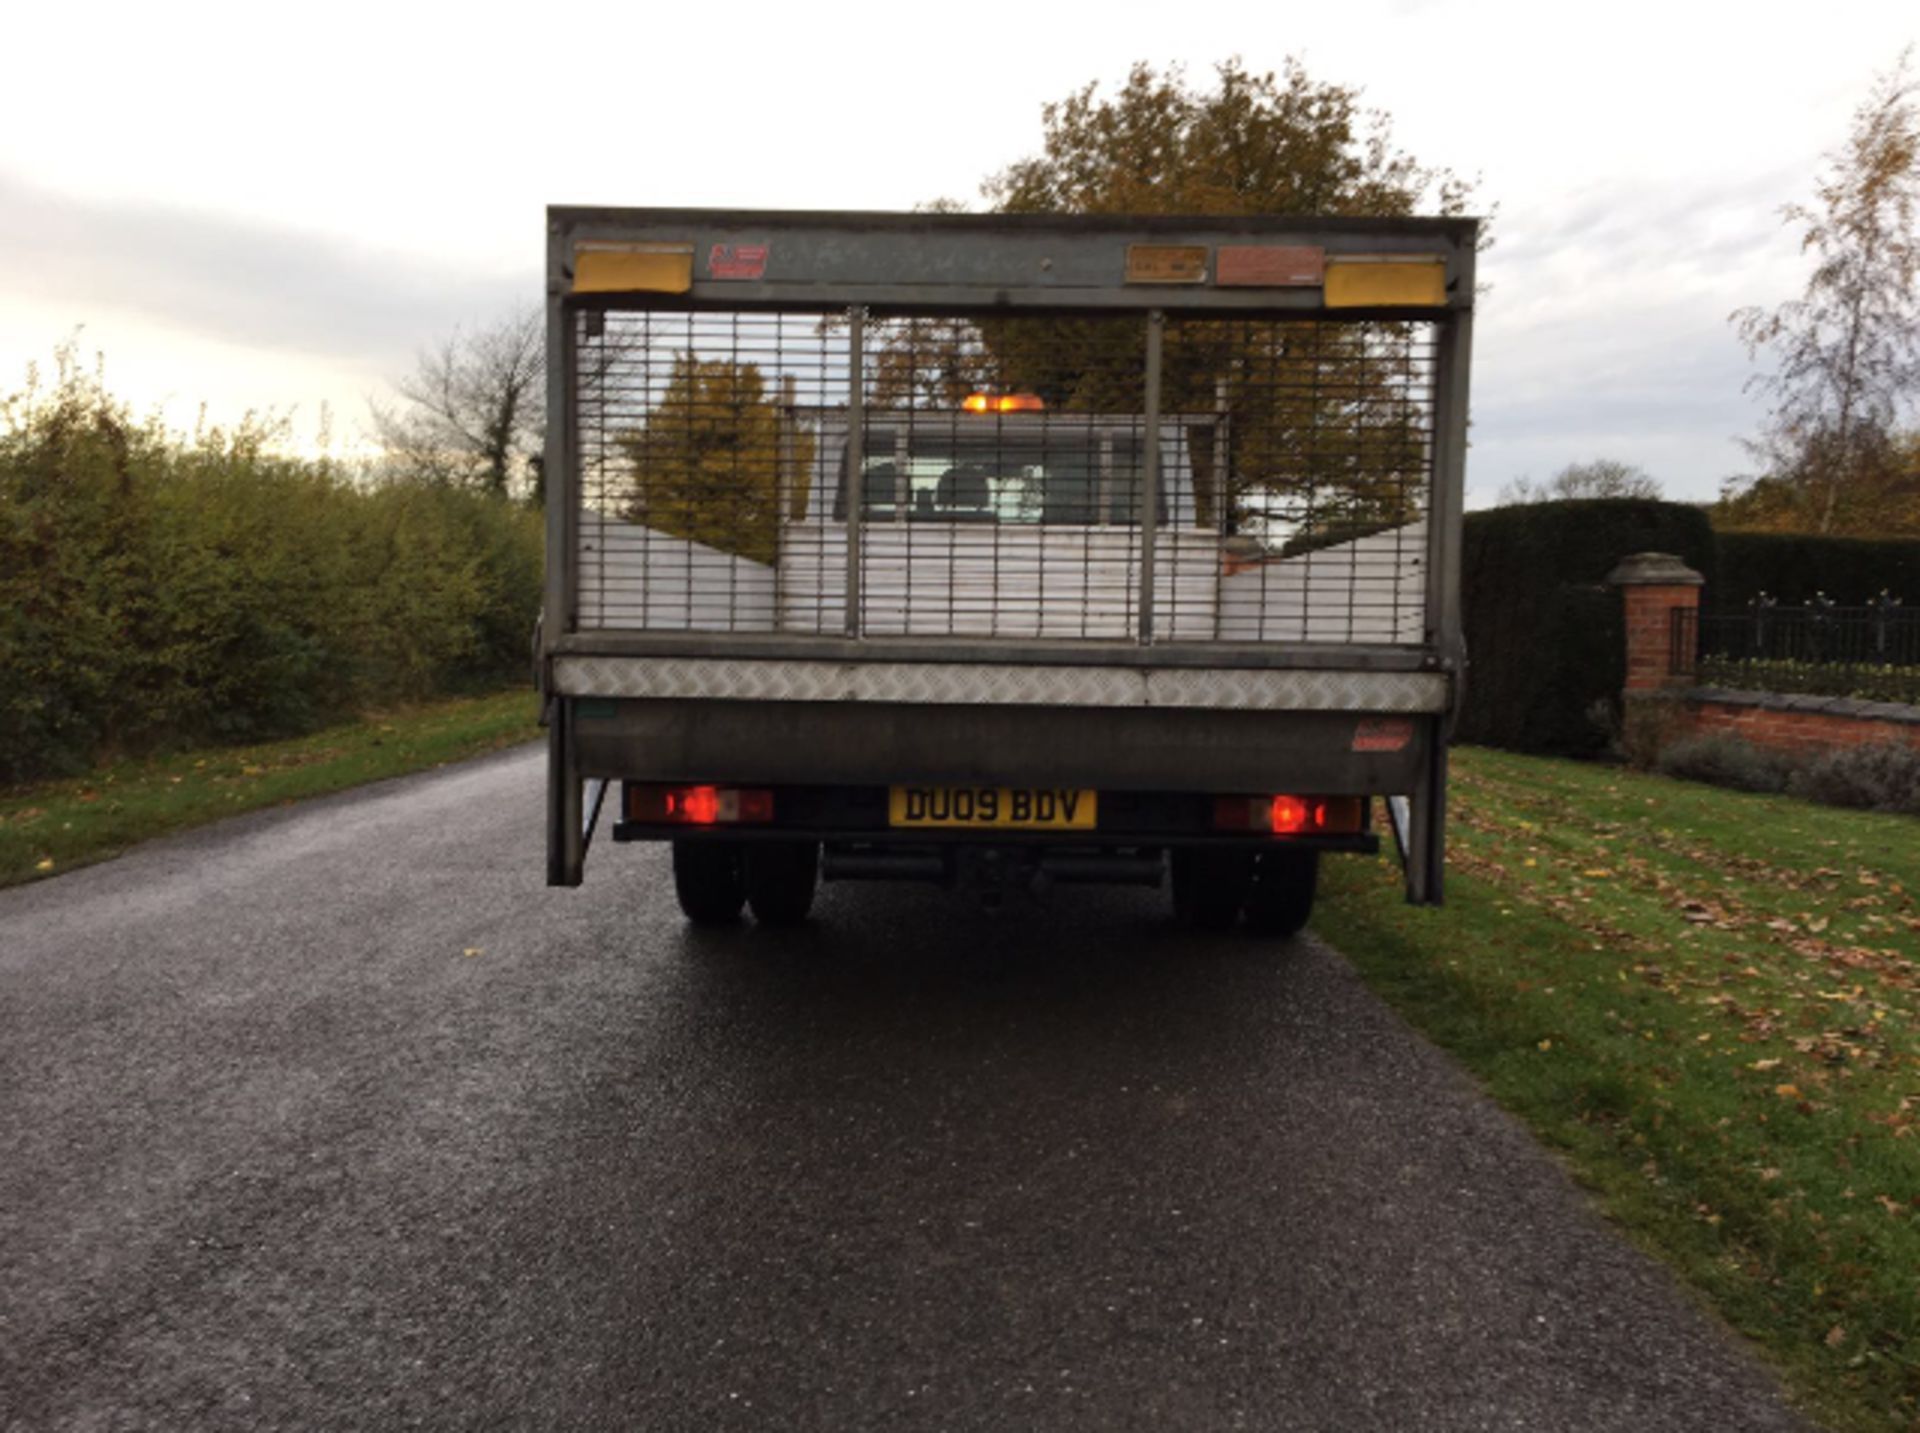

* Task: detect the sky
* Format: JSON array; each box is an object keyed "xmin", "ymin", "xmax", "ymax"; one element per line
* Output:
[{"xmin": 1, "ymin": 0, "xmax": 1913, "ymax": 506}]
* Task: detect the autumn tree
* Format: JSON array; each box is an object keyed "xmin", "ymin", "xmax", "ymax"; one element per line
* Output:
[
  {"xmin": 872, "ymin": 59, "xmax": 1479, "ymax": 539},
  {"xmin": 373, "ymin": 307, "xmax": 545, "ymax": 502},
  {"xmin": 1498, "ymin": 459, "xmax": 1662, "ymax": 506},
  {"xmin": 1727, "ymin": 50, "xmax": 1920, "ymax": 535},
  {"xmin": 619, "ymin": 357, "xmax": 795, "ymax": 564}
]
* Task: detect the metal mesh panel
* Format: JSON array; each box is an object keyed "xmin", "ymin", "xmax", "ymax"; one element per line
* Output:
[
  {"xmin": 843, "ymin": 314, "xmax": 1153, "ymax": 639},
  {"xmin": 575, "ymin": 309, "xmax": 843, "ymax": 634},
  {"xmin": 572, "ymin": 306, "xmax": 1437, "ymax": 644},
  {"xmin": 1177, "ymin": 317, "xmax": 1437, "ymax": 645}
]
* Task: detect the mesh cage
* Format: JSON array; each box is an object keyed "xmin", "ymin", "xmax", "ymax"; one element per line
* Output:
[{"xmin": 573, "ymin": 306, "xmax": 1438, "ymax": 644}]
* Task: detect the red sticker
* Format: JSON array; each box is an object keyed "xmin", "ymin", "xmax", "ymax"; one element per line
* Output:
[
  {"xmin": 708, "ymin": 243, "xmax": 768, "ymax": 280},
  {"xmin": 1352, "ymin": 718, "xmax": 1414, "ymax": 753},
  {"xmin": 1217, "ymin": 245, "xmax": 1325, "ymax": 287}
]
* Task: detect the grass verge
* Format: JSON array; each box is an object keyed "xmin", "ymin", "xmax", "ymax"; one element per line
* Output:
[
  {"xmin": 1318, "ymin": 746, "xmax": 1920, "ymax": 1432},
  {"xmin": 1, "ymin": 687, "xmax": 541, "ymax": 888}
]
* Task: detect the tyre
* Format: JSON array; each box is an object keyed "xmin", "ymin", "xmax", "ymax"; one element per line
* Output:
[
  {"xmin": 1244, "ymin": 847, "xmax": 1318, "ymax": 938},
  {"xmin": 672, "ymin": 840, "xmax": 746, "ymax": 925},
  {"xmin": 1169, "ymin": 848, "xmax": 1251, "ymax": 932},
  {"xmin": 745, "ymin": 841, "xmax": 819, "ymax": 927}
]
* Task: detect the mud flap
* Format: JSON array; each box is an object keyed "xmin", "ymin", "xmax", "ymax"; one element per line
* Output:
[
  {"xmin": 547, "ymin": 700, "xmax": 588, "ymax": 887},
  {"xmin": 1389, "ymin": 720, "xmax": 1447, "ymax": 907}
]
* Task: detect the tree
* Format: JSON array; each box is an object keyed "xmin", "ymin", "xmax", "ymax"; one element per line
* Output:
[
  {"xmin": 1714, "ymin": 431, "xmax": 1920, "ymax": 534},
  {"xmin": 373, "ymin": 307, "xmax": 544, "ymax": 502},
  {"xmin": 619, "ymin": 357, "xmax": 796, "ymax": 565},
  {"xmin": 1498, "ymin": 459, "xmax": 1661, "ymax": 506},
  {"xmin": 871, "ymin": 59, "xmax": 1480, "ymax": 540},
  {"xmin": 1728, "ymin": 50, "xmax": 1920, "ymax": 534},
  {"xmin": 985, "ymin": 58, "xmax": 1474, "ymax": 218}
]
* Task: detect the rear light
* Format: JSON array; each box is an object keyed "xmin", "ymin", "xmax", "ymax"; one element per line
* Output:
[
  {"xmin": 627, "ymin": 784, "xmax": 774, "ymax": 825},
  {"xmin": 1212, "ymin": 794, "xmax": 1364, "ymax": 835}
]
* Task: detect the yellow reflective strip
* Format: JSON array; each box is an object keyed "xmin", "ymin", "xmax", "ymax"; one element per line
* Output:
[
  {"xmin": 1324, "ymin": 258, "xmax": 1448, "ymax": 308},
  {"xmin": 573, "ymin": 246, "xmax": 693, "ymax": 294}
]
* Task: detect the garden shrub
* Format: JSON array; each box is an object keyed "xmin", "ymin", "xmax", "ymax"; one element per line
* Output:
[
  {"xmin": 1652, "ymin": 733, "xmax": 1799, "ymax": 794},
  {"xmin": 1787, "ymin": 743, "xmax": 1920, "ymax": 815}
]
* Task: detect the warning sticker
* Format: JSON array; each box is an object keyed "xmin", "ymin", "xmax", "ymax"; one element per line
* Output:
[
  {"xmin": 1124, "ymin": 244, "xmax": 1208, "ymax": 284},
  {"xmin": 1217, "ymin": 245, "xmax": 1325, "ymax": 287},
  {"xmin": 1352, "ymin": 717, "xmax": 1414, "ymax": 753},
  {"xmin": 708, "ymin": 243, "xmax": 769, "ymax": 280}
]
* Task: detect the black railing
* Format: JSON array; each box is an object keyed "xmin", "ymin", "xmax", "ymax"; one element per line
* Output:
[{"xmin": 1670, "ymin": 594, "xmax": 1920, "ymax": 702}]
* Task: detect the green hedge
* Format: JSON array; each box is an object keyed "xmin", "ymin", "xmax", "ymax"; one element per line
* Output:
[
  {"xmin": 1711, "ymin": 531, "xmax": 1920, "ymax": 611},
  {"xmin": 1458, "ymin": 500, "xmax": 1716, "ymax": 755},
  {"xmin": 1, "ymin": 363, "xmax": 543, "ymax": 784}
]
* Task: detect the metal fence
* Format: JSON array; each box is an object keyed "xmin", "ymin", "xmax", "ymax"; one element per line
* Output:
[
  {"xmin": 572, "ymin": 306, "xmax": 1439, "ymax": 645},
  {"xmin": 1671, "ymin": 597, "xmax": 1919, "ymax": 676}
]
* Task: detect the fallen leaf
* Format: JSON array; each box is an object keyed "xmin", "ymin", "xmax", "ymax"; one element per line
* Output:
[
  {"xmin": 462, "ymin": 946, "xmax": 483, "ymax": 958},
  {"xmin": 1583, "ymin": 869, "xmax": 1613, "ymax": 879},
  {"xmin": 1775, "ymin": 1084, "xmax": 1803, "ymax": 1099},
  {"xmin": 1749, "ymin": 1058, "xmax": 1782, "ymax": 1071},
  {"xmin": 1537, "ymin": 1039, "xmax": 1553, "ymax": 1052},
  {"xmin": 35, "ymin": 857, "xmax": 54, "ymax": 872},
  {"xmin": 1826, "ymin": 1325, "xmax": 1846, "ymax": 1349}
]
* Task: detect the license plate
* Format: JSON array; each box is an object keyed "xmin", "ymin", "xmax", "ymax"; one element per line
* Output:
[{"xmin": 888, "ymin": 785, "xmax": 1097, "ymax": 830}]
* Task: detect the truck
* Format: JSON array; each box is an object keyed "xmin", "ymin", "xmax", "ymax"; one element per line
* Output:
[{"xmin": 540, "ymin": 208, "xmax": 1476, "ymax": 935}]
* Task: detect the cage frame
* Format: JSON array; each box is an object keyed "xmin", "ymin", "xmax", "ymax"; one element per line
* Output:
[{"xmin": 541, "ymin": 207, "xmax": 1477, "ymax": 901}]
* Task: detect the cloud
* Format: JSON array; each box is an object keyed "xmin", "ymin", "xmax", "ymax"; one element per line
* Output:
[
  {"xmin": 1458, "ymin": 167, "xmax": 1810, "ymax": 502},
  {"xmin": 0, "ymin": 171, "xmax": 535, "ymax": 371}
]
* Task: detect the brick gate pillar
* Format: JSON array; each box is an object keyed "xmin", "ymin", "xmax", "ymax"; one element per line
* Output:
[{"xmin": 1606, "ymin": 552, "xmax": 1705, "ymax": 693}]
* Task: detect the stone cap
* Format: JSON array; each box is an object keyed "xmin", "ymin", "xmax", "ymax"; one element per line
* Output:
[{"xmin": 1606, "ymin": 551, "xmax": 1704, "ymax": 587}]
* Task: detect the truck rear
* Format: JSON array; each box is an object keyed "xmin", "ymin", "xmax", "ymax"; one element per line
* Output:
[{"xmin": 540, "ymin": 208, "xmax": 1475, "ymax": 932}]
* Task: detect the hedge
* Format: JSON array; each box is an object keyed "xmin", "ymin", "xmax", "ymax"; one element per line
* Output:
[
  {"xmin": 1457, "ymin": 503, "xmax": 1920, "ymax": 756},
  {"xmin": 1, "ymin": 361, "xmax": 543, "ymax": 784},
  {"xmin": 1457, "ymin": 499, "xmax": 1716, "ymax": 756},
  {"xmin": 1711, "ymin": 531, "xmax": 1920, "ymax": 611}
]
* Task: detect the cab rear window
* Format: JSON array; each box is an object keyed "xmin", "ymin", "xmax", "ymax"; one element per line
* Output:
[{"xmin": 832, "ymin": 428, "xmax": 1153, "ymax": 524}]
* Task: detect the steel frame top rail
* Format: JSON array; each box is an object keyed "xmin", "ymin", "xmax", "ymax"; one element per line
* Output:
[{"xmin": 547, "ymin": 206, "xmax": 1478, "ymax": 316}]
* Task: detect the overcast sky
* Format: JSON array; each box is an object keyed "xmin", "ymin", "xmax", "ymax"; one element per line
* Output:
[{"xmin": 1, "ymin": 0, "xmax": 1913, "ymax": 505}]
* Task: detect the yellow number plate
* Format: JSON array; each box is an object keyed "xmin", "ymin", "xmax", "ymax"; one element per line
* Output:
[{"xmin": 888, "ymin": 786, "xmax": 1097, "ymax": 831}]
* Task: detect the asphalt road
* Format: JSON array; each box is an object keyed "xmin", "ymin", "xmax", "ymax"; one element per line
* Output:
[{"xmin": 1, "ymin": 747, "xmax": 1812, "ymax": 1432}]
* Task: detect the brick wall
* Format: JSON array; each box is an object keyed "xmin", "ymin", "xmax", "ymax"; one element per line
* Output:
[
  {"xmin": 1666, "ymin": 690, "xmax": 1920, "ymax": 757},
  {"xmin": 1612, "ymin": 552, "xmax": 1920, "ymax": 762}
]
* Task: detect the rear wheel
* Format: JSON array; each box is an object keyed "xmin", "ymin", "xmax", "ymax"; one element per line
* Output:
[
  {"xmin": 672, "ymin": 840, "xmax": 745, "ymax": 926},
  {"xmin": 1170, "ymin": 848, "xmax": 1251, "ymax": 932},
  {"xmin": 1244, "ymin": 847, "xmax": 1318, "ymax": 938},
  {"xmin": 746, "ymin": 841, "xmax": 820, "ymax": 927}
]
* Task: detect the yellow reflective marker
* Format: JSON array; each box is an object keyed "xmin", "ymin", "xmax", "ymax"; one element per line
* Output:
[
  {"xmin": 1324, "ymin": 258, "xmax": 1448, "ymax": 308},
  {"xmin": 573, "ymin": 243, "xmax": 694, "ymax": 294}
]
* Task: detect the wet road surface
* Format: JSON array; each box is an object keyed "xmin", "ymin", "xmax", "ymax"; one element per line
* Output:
[{"xmin": 0, "ymin": 747, "xmax": 1810, "ymax": 1430}]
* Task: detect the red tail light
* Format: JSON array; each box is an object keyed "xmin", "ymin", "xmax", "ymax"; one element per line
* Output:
[
  {"xmin": 627, "ymin": 784, "xmax": 775, "ymax": 825},
  {"xmin": 1212, "ymin": 794, "xmax": 1363, "ymax": 835},
  {"xmin": 1269, "ymin": 795, "xmax": 1309, "ymax": 833}
]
